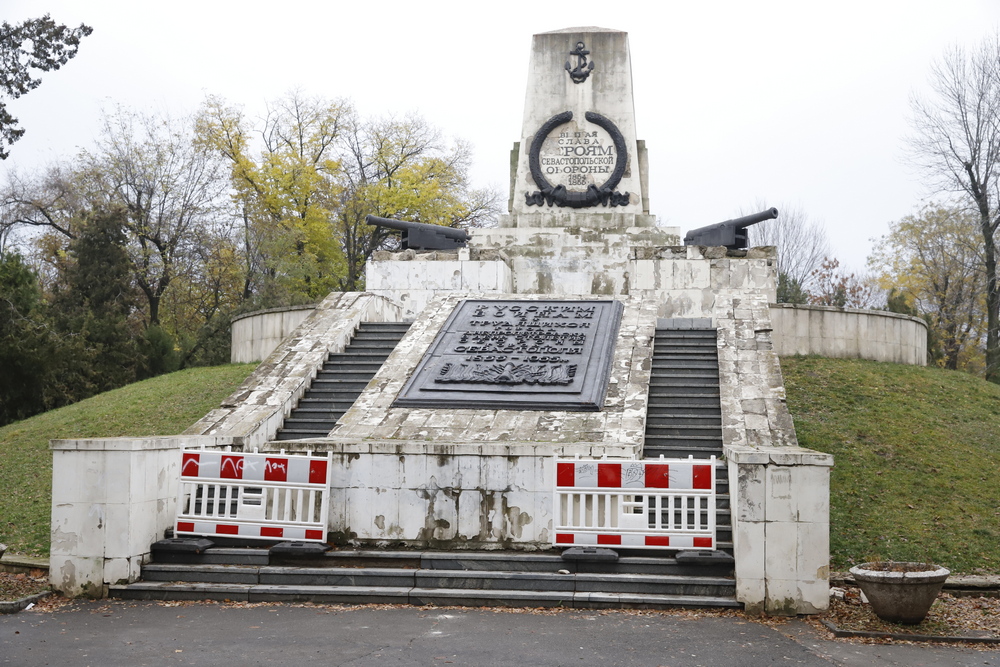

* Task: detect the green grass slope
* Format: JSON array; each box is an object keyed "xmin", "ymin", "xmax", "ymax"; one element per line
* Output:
[
  {"xmin": 0, "ymin": 364, "xmax": 256, "ymax": 557},
  {"xmin": 3, "ymin": 357, "xmax": 998, "ymax": 575},
  {"xmin": 782, "ymin": 356, "xmax": 1000, "ymax": 573}
]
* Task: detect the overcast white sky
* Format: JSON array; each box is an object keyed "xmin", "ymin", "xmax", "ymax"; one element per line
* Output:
[{"xmin": 4, "ymin": 0, "xmax": 1000, "ymax": 272}]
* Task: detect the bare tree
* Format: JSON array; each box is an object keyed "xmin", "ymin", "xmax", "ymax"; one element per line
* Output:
[
  {"xmin": 75, "ymin": 108, "xmax": 228, "ymax": 326},
  {"xmin": 743, "ymin": 200, "xmax": 831, "ymax": 300},
  {"xmin": 808, "ymin": 257, "xmax": 881, "ymax": 309},
  {"xmin": 909, "ymin": 35, "xmax": 1000, "ymax": 382},
  {"xmin": 0, "ymin": 108, "xmax": 228, "ymax": 327}
]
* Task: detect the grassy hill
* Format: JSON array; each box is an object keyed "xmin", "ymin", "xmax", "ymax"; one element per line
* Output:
[
  {"xmin": 1, "ymin": 357, "xmax": 998, "ymax": 576},
  {"xmin": 0, "ymin": 364, "xmax": 256, "ymax": 556},
  {"xmin": 782, "ymin": 356, "xmax": 1000, "ymax": 573}
]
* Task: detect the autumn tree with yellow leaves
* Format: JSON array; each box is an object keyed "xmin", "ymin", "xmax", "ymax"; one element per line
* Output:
[
  {"xmin": 198, "ymin": 92, "xmax": 500, "ymax": 301},
  {"xmin": 869, "ymin": 205, "xmax": 986, "ymax": 371}
]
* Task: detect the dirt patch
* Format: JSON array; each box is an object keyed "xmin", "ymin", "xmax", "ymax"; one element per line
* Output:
[
  {"xmin": 815, "ymin": 588, "xmax": 1000, "ymax": 642},
  {"xmin": 0, "ymin": 571, "xmax": 49, "ymax": 602}
]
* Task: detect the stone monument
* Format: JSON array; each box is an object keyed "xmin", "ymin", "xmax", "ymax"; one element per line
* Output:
[{"xmin": 49, "ymin": 27, "xmax": 833, "ymax": 616}]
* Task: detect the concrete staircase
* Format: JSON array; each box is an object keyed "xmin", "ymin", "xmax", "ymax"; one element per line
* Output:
[
  {"xmin": 117, "ymin": 322, "xmax": 739, "ymax": 610},
  {"xmin": 111, "ymin": 547, "xmax": 738, "ymax": 609},
  {"xmin": 275, "ymin": 322, "xmax": 411, "ymax": 441},
  {"xmin": 642, "ymin": 326, "xmax": 731, "ymax": 554},
  {"xmin": 642, "ymin": 327, "xmax": 723, "ymax": 460}
]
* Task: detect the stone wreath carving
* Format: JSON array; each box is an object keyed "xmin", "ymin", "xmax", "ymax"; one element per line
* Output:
[{"xmin": 525, "ymin": 110, "xmax": 630, "ymax": 209}]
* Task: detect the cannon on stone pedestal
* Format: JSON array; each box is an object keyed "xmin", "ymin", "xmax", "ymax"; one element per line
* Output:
[
  {"xmin": 683, "ymin": 207, "xmax": 779, "ymax": 250},
  {"xmin": 365, "ymin": 215, "xmax": 471, "ymax": 251}
]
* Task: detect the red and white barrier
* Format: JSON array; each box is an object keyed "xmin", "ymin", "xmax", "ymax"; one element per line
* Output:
[
  {"xmin": 175, "ymin": 448, "xmax": 331, "ymax": 543},
  {"xmin": 553, "ymin": 456, "xmax": 717, "ymax": 551}
]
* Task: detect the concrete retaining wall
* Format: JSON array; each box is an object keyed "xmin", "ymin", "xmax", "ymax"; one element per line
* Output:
[
  {"xmin": 769, "ymin": 304, "xmax": 927, "ymax": 366},
  {"xmin": 230, "ymin": 305, "xmax": 317, "ymax": 364},
  {"xmin": 233, "ymin": 300, "xmax": 929, "ymax": 367}
]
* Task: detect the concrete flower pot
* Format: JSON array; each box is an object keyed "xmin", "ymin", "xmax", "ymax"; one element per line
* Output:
[{"xmin": 849, "ymin": 561, "xmax": 950, "ymax": 625}]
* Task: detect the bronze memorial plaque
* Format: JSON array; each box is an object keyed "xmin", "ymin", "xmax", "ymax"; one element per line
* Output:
[{"xmin": 393, "ymin": 299, "xmax": 623, "ymax": 411}]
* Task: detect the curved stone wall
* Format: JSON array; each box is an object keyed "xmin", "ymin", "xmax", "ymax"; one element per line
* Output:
[
  {"xmin": 769, "ymin": 303, "xmax": 927, "ymax": 366},
  {"xmin": 231, "ymin": 301, "xmax": 929, "ymax": 367},
  {"xmin": 230, "ymin": 304, "xmax": 317, "ymax": 363}
]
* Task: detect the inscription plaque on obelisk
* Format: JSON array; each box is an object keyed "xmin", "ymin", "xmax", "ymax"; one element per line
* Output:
[{"xmin": 394, "ymin": 299, "xmax": 623, "ymax": 411}]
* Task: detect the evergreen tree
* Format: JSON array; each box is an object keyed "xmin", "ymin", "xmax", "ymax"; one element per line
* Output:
[
  {"xmin": 0, "ymin": 252, "xmax": 53, "ymax": 424},
  {"xmin": 49, "ymin": 208, "xmax": 146, "ymax": 395}
]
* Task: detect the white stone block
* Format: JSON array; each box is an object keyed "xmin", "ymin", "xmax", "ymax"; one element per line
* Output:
[
  {"xmin": 103, "ymin": 556, "xmax": 141, "ymax": 586},
  {"xmin": 733, "ymin": 463, "xmax": 766, "ymax": 522},
  {"xmin": 50, "ymin": 556, "xmax": 104, "ymax": 597},
  {"xmin": 736, "ymin": 577, "xmax": 766, "ymax": 612},
  {"xmin": 734, "ymin": 520, "xmax": 765, "ymax": 583},
  {"xmin": 764, "ymin": 577, "xmax": 803, "ymax": 615},
  {"xmin": 796, "ymin": 521, "xmax": 830, "ymax": 583},
  {"xmin": 51, "ymin": 501, "xmax": 106, "ymax": 559},
  {"xmin": 764, "ymin": 521, "xmax": 799, "ymax": 581},
  {"xmin": 792, "ymin": 465, "xmax": 830, "ymax": 521},
  {"xmin": 51, "ymin": 454, "xmax": 87, "ymax": 507},
  {"xmin": 766, "ymin": 466, "xmax": 796, "ymax": 523}
]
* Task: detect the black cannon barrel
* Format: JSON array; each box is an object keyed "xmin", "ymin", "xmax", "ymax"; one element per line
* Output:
[
  {"xmin": 365, "ymin": 215, "xmax": 471, "ymax": 250},
  {"xmin": 683, "ymin": 207, "xmax": 778, "ymax": 250}
]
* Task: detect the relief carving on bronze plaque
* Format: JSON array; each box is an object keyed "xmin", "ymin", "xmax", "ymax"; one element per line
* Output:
[{"xmin": 393, "ymin": 299, "xmax": 623, "ymax": 411}]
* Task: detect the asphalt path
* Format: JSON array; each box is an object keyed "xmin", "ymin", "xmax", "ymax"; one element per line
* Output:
[{"xmin": 1, "ymin": 601, "xmax": 997, "ymax": 667}]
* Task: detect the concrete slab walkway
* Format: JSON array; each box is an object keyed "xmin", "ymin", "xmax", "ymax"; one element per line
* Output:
[{"xmin": 1, "ymin": 601, "xmax": 997, "ymax": 666}]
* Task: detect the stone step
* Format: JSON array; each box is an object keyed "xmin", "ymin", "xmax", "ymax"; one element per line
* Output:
[
  {"xmin": 653, "ymin": 354, "xmax": 719, "ymax": 369},
  {"xmin": 648, "ymin": 381, "xmax": 719, "ymax": 393},
  {"xmin": 324, "ymin": 353, "xmax": 393, "ymax": 363},
  {"xmin": 305, "ymin": 379, "xmax": 371, "ymax": 391},
  {"xmin": 149, "ymin": 547, "xmax": 734, "ymax": 575},
  {"xmin": 287, "ymin": 406, "xmax": 347, "ymax": 416},
  {"xmin": 311, "ymin": 371, "xmax": 378, "ymax": 382},
  {"xmin": 110, "ymin": 582, "xmax": 740, "ymax": 609},
  {"xmin": 280, "ymin": 417, "xmax": 344, "ymax": 432},
  {"xmin": 646, "ymin": 404, "xmax": 722, "ymax": 419},
  {"xmin": 320, "ymin": 359, "xmax": 387, "ymax": 370},
  {"xmin": 354, "ymin": 324, "xmax": 412, "ymax": 331},
  {"xmin": 652, "ymin": 347, "xmax": 715, "ymax": 353},
  {"xmin": 346, "ymin": 339, "xmax": 406, "ymax": 348},
  {"xmin": 118, "ymin": 545, "xmax": 739, "ymax": 610},
  {"xmin": 138, "ymin": 564, "xmax": 735, "ymax": 597},
  {"xmin": 295, "ymin": 398, "xmax": 358, "ymax": 410},
  {"xmin": 643, "ymin": 434, "xmax": 723, "ymax": 446},
  {"xmin": 654, "ymin": 330, "xmax": 717, "ymax": 338},
  {"xmin": 645, "ymin": 424, "xmax": 723, "ymax": 437},
  {"xmin": 648, "ymin": 397, "xmax": 721, "ymax": 406},
  {"xmin": 646, "ymin": 415, "xmax": 722, "ymax": 426},
  {"xmin": 274, "ymin": 428, "xmax": 331, "ymax": 441},
  {"xmin": 648, "ymin": 372, "xmax": 719, "ymax": 383}
]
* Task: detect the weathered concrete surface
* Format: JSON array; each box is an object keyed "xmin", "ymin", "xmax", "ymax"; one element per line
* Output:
[
  {"xmin": 189, "ymin": 291, "xmax": 401, "ymax": 449},
  {"xmin": 510, "ymin": 28, "xmax": 647, "ymax": 220},
  {"xmin": 329, "ymin": 292, "xmax": 655, "ymax": 448},
  {"xmin": 268, "ymin": 292, "xmax": 660, "ymax": 549},
  {"xmin": 230, "ymin": 304, "xmax": 316, "ymax": 363},
  {"xmin": 49, "ymin": 292, "xmax": 402, "ymax": 597},
  {"xmin": 48, "ymin": 435, "xmax": 236, "ymax": 597},
  {"xmin": 770, "ymin": 303, "xmax": 928, "ymax": 366}
]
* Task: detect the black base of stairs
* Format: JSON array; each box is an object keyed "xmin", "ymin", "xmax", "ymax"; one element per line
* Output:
[{"xmin": 112, "ymin": 547, "xmax": 739, "ymax": 610}]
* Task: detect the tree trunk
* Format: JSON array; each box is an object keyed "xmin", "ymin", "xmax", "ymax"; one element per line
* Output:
[{"xmin": 983, "ymin": 223, "xmax": 1000, "ymax": 383}]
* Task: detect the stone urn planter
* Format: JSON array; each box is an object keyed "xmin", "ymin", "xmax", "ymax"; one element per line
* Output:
[{"xmin": 849, "ymin": 561, "xmax": 950, "ymax": 624}]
